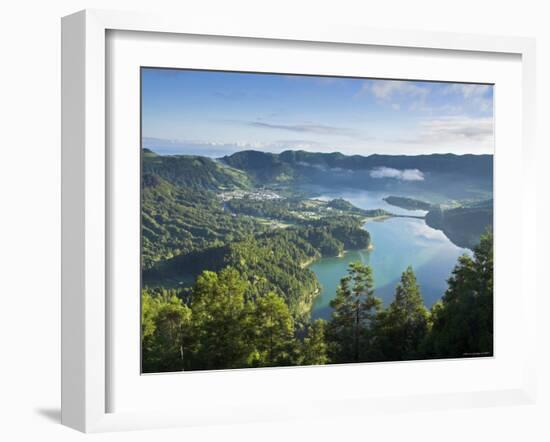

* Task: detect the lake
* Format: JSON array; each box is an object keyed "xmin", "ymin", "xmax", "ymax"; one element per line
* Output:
[
  {"xmin": 308, "ymin": 188, "xmax": 471, "ymax": 320},
  {"xmin": 304, "ymin": 186, "xmax": 430, "ymax": 217}
]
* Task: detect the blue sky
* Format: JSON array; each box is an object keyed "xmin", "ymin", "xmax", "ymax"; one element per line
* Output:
[{"xmin": 141, "ymin": 68, "xmax": 494, "ymax": 157}]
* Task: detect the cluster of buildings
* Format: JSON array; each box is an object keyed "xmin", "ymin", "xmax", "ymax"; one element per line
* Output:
[{"xmin": 218, "ymin": 189, "xmax": 283, "ymax": 202}]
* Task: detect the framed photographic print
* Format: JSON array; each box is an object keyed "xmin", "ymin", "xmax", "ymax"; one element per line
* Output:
[
  {"xmin": 61, "ymin": 9, "xmax": 537, "ymax": 432},
  {"xmin": 140, "ymin": 67, "xmax": 495, "ymax": 373}
]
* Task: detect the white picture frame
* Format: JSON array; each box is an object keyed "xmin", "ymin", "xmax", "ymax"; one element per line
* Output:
[{"xmin": 61, "ymin": 9, "xmax": 538, "ymax": 433}]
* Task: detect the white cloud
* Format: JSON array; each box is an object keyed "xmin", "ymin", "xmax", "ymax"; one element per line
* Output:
[
  {"xmin": 369, "ymin": 167, "xmax": 425, "ymax": 181},
  {"xmin": 248, "ymin": 121, "xmax": 355, "ymax": 136},
  {"xmin": 408, "ymin": 102, "xmax": 463, "ymax": 114},
  {"xmin": 418, "ymin": 116, "xmax": 493, "ymax": 142},
  {"xmin": 143, "ymin": 137, "xmax": 346, "ymax": 157},
  {"xmin": 275, "ymin": 139, "xmax": 321, "ymax": 150},
  {"xmin": 444, "ymin": 84, "xmax": 493, "ymax": 113},
  {"xmin": 370, "ymin": 80, "xmax": 429, "ymax": 101},
  {"xmin": 384, "ymin": 116, "xmax": 494, "ymax": 154},
  {"xmin": 358, "ymin": 80, "xmax": 430, "ymax": 112},
  {"xmin": 445, "ymin": 83, "xmax": 491, "ymax": 99}
]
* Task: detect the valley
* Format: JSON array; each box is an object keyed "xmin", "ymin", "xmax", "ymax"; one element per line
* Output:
[{"xmin": 141, "ymin": 148, "xmax": 494, "ymax": 371}]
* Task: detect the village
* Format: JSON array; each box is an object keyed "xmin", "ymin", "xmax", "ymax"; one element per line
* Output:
[{"xmin": 218, "ymin": 189, "xmax": 283, "ymax": 202}]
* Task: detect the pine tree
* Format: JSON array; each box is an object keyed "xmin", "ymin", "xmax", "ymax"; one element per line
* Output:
[
  {"xmin": 301, "ymin": 319, "xmax": 328, "ymax": 365},
  {"xmin": 249, "ymin": 292, "xmax": 296, "ymax": 367},
  {"xmin": 423, "ymin": 230, "xmax": 493, "ymax": 358},
  {"xmin": 190, "ymin": 267, "xmax": 253, "ymax": 370},
  {"xmin": 326, "ymin": 262, "xmax": 381, "ymax": 363},
  {"xmin": 141, "ymin": 289, "xmax": 193, "ymax": 373},
  {"xmin": 377, "ymin": 267, "xmax": 429, "ymax": 360}
]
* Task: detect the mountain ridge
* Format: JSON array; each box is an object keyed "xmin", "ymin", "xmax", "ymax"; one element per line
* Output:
[
  {"xmin": 218, "ymin": 149, "xmax": 493, "ymax": 199},
  {"xmin": 221, "ymin": 149, "xmax": 493, "ymax": 172}
]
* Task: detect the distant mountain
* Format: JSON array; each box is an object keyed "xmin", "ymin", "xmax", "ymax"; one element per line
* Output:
[
  {"xmin": 221, "ymin": 150, "xmax": 493, "ymax": 200},
  {"xmin": 141, "ymin": 148, "xmax": 493, "ymax": 202},
  {"xmin": 218, "ymin": 150, "xmax": 296, "ymax": 183},
  {"xmin": 222, "ymin": 149, "xmax": 493, "ymax": 176},
  {"xmin": 143, "ymin": 148, "xmax": 251, "ymax": 191}
]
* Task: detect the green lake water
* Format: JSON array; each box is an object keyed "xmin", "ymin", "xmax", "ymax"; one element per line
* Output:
[{"xmin": 308, "ymin": 189, "xmax": 471, "ymax": 320}]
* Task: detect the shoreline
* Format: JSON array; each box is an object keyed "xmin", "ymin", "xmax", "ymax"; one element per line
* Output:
[
  {"xmin": 362, "ymin": 213, "xmax": 425, "ymax": 224},
  {"xmin": 307, "ymin": 242, "xmax": 374, "ymax": 267},
  {"xmin": 305, "ymin": 242, "xmax": 374, "ymax": 319},
  {"xmin": 362, "ymin": 214, "xmax": 392, "ymax": 223}
]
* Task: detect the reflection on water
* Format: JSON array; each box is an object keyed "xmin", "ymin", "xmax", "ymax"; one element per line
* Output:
[{"xmin": 308, "ymin": 191, "xmax": 471, "ymax": 320}]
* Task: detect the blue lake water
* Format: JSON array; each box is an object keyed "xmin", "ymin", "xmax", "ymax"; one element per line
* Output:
[
  {"xmin": 308, "ymin": 189, "xmax": 471, "ymax": 320},
  {"xmin": 307, "ymin": 187, "xmax": 429, "ymax": 217}
]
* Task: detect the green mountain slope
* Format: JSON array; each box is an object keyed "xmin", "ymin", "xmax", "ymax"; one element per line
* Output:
[
  {"xmin": 222, "ymin": 149, "xmax": 492, "ymax": 178},
  {"xmin": 221, "ymin": 150, "xmax": 493, "ymax": 200},
  {"xmin": 143, "ymin": 148, "xmax": 251, "ymax": 190},
  {"xmin": 425, "ymin": 200, "xmax": 493, "ymax": 249},
  {"xmin": 141, "ymin": 172, "xmax": 260, "ymax": 269}
]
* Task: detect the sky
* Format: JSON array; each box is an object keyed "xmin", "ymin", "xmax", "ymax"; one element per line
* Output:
[{"xmin": 141, "ymin": 68, "xmax": 494, "ymax": 157}]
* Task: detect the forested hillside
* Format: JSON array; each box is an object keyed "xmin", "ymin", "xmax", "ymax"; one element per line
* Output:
[
  {"xmin": 143, "ymin": 148, "xmax": 251, "ymax": 190},
  {"xmin": 223, "ymin": 150, "xmax": 493, "ymax": 179},
  {"xmin": 142, "ymin": 231, "xmax": 494, "ymax": 372},
  {"xmin": 142, "ymin": 173, "xmax": 261, "ymax": 269},
  {"xmin": 141, "ymin": 149, "xmax": 493, "ymax": 372},
  {"xmin": 221, "ymin": 150, "xmax": 493, "ymax": 200},
  {"xmin": 426, "ymin": 199, "xmax": 493, "ymax": 249},
  {"xmin": 142, "ymin": 151, "xmax": 372, "ymax": 320}
]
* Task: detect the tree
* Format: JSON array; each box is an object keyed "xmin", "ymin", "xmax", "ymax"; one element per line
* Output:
[
  {"xmin": 326, "ymin": 262, "xmax": 381, "ymax": 363},
  {"xmin": 376, "ymin": 267, "xmax": 429, "ymax": 360},
  {"xmin": 141, "ymin": 289, "xmax": 193, "ymax": 373},
  {"xmin": 423, "ymin": 230, "xmax": 493, "ymax": 358},
  {"xmin": 301, "ymin": 319, "xmax": 328, "ymax": 365},
  {"xmin": 248, "ymin": 292, "xmax": 296, "ymax": 367},
  {"xmin": 190, "ymin": 267, "xmax": 253, "ymax": 370},
  {"xmin": 141, "ymin": 289, "xmax": 157, "ymax": 344}
]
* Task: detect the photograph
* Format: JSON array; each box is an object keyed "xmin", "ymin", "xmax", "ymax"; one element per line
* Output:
[
  {"xmin": 140, "ymin": 68, "xmax": 494, "ymax": 373},
  {"xmin": 1, "ymin": 0, "xmax": 544, "ymax": 438}
]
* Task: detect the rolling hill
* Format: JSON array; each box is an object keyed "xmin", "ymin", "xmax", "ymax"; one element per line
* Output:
[
  {"xmin": 221, "ymin": 150, "xmax": 493, "ymax": 200},
  {"xmin": 425, "ymin": 199, "xmax": 493, "ymax": 249},
  {"xmin": 143, "ymin": 148, "xmax": 251, "ymax": 190}
]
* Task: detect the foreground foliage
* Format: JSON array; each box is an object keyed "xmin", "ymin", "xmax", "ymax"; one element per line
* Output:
[
  {"xmin": 141, "ymin": 151, "xmax": 493, "ymax": 372},
  {"xmin": 142, "ymin": 232, "xmax": 493, "ymax": 372}
]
